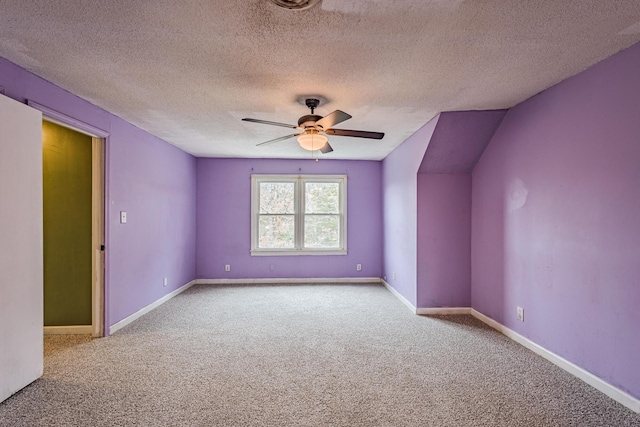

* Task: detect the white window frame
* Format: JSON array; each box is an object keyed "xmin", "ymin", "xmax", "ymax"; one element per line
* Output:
[{"xmin": 251, "ymin": 174, "xmax": 347, "ymax": 256}]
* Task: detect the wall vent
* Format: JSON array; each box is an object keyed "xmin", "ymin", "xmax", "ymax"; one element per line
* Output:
[{"xmin": 268, "ymin": 0, "xmax": 321, "ymax": 10}]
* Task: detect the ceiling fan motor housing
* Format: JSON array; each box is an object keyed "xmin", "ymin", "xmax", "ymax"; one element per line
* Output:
[{"xmin": 298, "ymin": 114, "xmax": 322, "ymax": 128}]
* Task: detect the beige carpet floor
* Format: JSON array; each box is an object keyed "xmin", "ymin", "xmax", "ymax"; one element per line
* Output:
[{"xmin": 1, "ymin": 283, "xmax": 639, "ymax": 426}]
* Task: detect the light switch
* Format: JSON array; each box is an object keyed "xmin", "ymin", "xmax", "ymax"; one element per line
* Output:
[{"xmin": 120, "ymin": 211, "xmax": 127, "ymax": 224}]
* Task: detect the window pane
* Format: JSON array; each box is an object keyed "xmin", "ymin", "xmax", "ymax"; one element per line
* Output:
[
  {"xmin": 259, "ymin": 215, "xmax": 295, "ymax": 248},
  {"xmin": 304, "ymin": 215, "xmax": 340, "ymax": 248},
  {"xmin": 260, "ymin": 182, "xmax": 294, "ymax": 214},
  {"xmin": 305, "ymin": 182, "xmax": 339, "ymax": 214}
]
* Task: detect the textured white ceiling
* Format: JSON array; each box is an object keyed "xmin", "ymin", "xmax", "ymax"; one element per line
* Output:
[{"xmin": 1, "ymin": 0, "xmax": 640, "ymax": 160}]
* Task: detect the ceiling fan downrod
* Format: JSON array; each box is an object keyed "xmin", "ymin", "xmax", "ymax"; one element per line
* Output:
[{"xmin": 305, "ymin": 98, "xmax": 320, "ymax": 114}]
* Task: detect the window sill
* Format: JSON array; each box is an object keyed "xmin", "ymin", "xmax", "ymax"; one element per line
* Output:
[{"xmin": 250, "ymin": 249, "xmax": 347, "ymax": 256}]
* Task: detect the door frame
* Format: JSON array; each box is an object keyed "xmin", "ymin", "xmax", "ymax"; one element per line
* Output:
[
  {"xmin": 28, "ymin": 101, "xmax": 109, "ymax": 337},
  {"xmin": 91, "ymin": 136, "xmax": 105, "ymax": 337}
]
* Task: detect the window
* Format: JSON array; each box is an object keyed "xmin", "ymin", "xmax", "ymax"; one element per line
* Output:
[{"xmin": 251, "ymin": 175, "xmax": 347, "ymax": 255}]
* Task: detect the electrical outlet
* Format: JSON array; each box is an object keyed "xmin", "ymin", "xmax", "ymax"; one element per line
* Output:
[
  {"xmin": 356, "ymin": 263, "xmax": 362, "ymax": 271},
  {"xmin": 517, "ymin": 306, "xmax": 524, "ymax": 322},
  {"xmin": 120, "ymin": 211, "xmax": 127, "ymax": 224},
  {"xmin": 163, "ymin": 277, "xmax": 168, "ymax": 287},
  {"xmin": 225, "ymin": 264, "xmax": 230, "ymax": 272},
  {"xmin": 392, "ymin": 271, "xmax": 397, "ymax": 280}
]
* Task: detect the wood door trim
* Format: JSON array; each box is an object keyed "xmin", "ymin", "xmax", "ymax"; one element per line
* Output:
[
  {"xmin": 30, "ymin": 100, "xmax": 109, "ymax": 338},
  {"xmin": 91, "ymin": 137, "xmax": 105, "ymax": 337}
]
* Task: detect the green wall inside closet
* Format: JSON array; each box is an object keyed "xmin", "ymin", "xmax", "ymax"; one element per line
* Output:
[{"xmin": 43, "ymin": 121, "xmax": 92, "ymax": 326}]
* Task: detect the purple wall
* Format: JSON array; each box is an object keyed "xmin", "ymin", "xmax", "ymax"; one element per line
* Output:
[
  {"xmin": 417, "ymin": 174, "xmax": 471, "ymax": 308},
  {"xmin": 472, "ymin": 43, "xmax": 640, "ymax": 398},
  {"xmin": 0, "ymin": 58, "xmax": 197, "ymax": 333},
  {"xmin": 108, "ymin": 121, "xmax": 196, "ymax": 327},
  {"xmin": 196, "ymin": 158, "xmax": 382, "ymax": 279},
  {"xmin": 381, "ymin": 116, "xmax": 439, "ymax": 306}
]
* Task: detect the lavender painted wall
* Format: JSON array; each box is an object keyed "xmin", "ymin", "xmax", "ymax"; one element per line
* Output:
[
  {"xmin": 0, "ymin": 58, "xmax": 197, "ymax": 333},
  {"xmin": 472, "ymin": 43, "xmax": 640, "ymax": 398},
  {"xmin": 381, "ymin": 116, "xmax": 439, "ymax": 306},
  {"xmin": 196, "ymin": 158, "xmax": 382, "ymax": 279},
  {"xmin": 417, "ymin": 174, "xmax": 471, "ymax": 308},
  {"xmin": 107, "ymin": 121, "xmax": 196, "ymax": 327}
]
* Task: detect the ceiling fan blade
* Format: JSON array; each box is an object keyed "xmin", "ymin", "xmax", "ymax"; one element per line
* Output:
[
  {"xmin": 320, "ymin": 142, "xmax": 333, "ymax": 154},
  {"xmin": 315, "ymin": 110, "xmax": 352, "ymax": 130},
  {"xmin": 256, "ymin": 133, "xmax": 300, "ymax": 146},
  {"xmin": 243, "ymin": 118, "xmax": 298, "ymax": 129},
  {"xmin": 325, "ymin": 128, "xmax": 385, "ymax": 139}
]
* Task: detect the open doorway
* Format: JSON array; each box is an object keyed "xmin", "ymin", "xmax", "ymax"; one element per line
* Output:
[{"xmin": 30, "ymin": 101, "xmax": 107, "ymax": 338}]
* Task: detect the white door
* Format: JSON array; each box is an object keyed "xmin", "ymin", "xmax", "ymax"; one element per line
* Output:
[{"xmin": 0, "ymin": 94, "xmax": 43, "ymax": 403}]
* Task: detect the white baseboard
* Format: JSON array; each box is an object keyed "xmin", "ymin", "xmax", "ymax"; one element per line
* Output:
[
  {"xmin": 417, "ymin": 307, "xmax": 471, "ymax": 315},
  {"xmin": 471, "ymin": 309, "xmax": 640, "ymax": 414},
  {"xmin": 196, "ymin": 277, "xmax": 382, "ymax": 285},
  {"xmin": 109, "ymin": 280, "xmax": 196, "ymax": 335},
  {"xmin": 381, "ymin": 279, "xmax": 417, "ymax": 313},
  {"xmin": 44, "ymin": 325, "xmax": 92, "ymax": 335},
  {"xmin": 380, "ymin": 280, "xmax": 471, "ymax": 316}
]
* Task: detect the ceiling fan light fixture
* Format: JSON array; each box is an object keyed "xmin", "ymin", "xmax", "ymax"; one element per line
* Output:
[
  {"xmin": 244, "ymin": 97, "xmax": 383, "ymax": 153},
  {"xmin": 297, "ymin": 132, "xmax": 328, "ymax": 151}
]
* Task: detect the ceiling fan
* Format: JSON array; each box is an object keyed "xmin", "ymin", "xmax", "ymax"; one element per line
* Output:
[{"xmin": 242, "ymin": 98, "xmax": 384, "ymax": 154}]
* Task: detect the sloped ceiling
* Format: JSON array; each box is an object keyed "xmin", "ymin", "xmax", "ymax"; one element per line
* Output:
[
  {"xmin": 419, "ymin": 110, "xmax": 508, "ymax": 174},
  {"xmin": 1, "ymin": 1, "xmax": 640, "ymax": 160}
]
